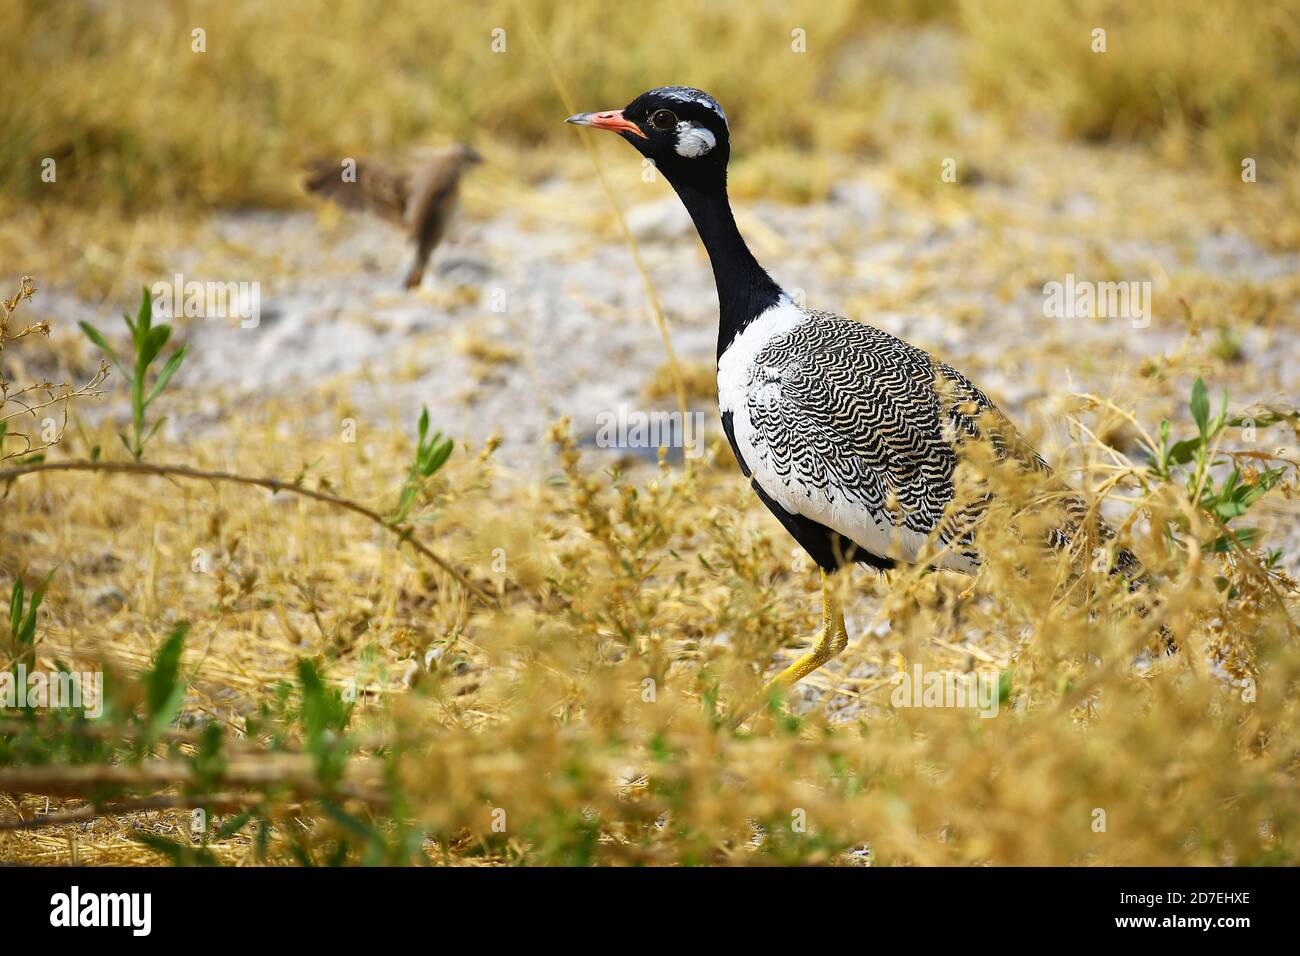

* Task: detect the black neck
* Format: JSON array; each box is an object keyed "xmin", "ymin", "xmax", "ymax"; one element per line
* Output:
[{"xmin": 670, "ymin": 176, "xmax": 783, "ymax": 358}]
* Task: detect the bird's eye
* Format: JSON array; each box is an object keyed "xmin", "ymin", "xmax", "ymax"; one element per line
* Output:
[{"xmin": 650, "ymin": 109, "xmax": 677, "ymax": 131}]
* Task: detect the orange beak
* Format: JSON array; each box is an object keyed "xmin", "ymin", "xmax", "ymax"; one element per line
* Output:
[{"xmin": 565, "ymin": 109, "xmax": 647, "ymax": 139}]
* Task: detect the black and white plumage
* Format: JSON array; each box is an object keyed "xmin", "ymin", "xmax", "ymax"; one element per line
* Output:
[
  {"xmin": 568, "ymin": 88, "xmax": 1149, "ymax": 696},
  {"xmin": 719, "ymin": 300, "xmax": 997, "ymax": 574}
]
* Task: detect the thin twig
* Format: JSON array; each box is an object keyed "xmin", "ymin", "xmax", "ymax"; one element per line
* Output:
[
  {"xmin": 0, "ymin": 756, "xmax": 387, "ymax": 806},
  {"xmin": 1208, "ymin": 511, "xmax": 1299, "ymax": 637},
  {"xmin": 0, "ymin": 459, "xmax": 498, "ymax": 607},
  {"xmin": 513, "ymin": 1, "xmax": 691, "ymax": 426}
]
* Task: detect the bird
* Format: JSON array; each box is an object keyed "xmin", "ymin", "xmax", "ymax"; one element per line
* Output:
[
  {"xmin": 303, "ymin": 144, "xmax": 481, "ymax": 290},
  {"xmin": 567, "ymin": 87, "xmax": 1153, "ymax": 713}
]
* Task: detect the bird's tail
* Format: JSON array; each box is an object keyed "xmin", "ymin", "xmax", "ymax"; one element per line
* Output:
[
  {"xmin": 1043, "ymin": 493, "xmax": 1173, "ymax": 652},
  {"xmin": 1108, "ymin": 544, "xmax": 1176, "ymax": 652}
]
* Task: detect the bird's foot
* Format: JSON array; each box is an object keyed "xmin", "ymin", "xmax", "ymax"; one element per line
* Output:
[{"xmin": 729, "ymin": 571, "xmax": 850, "ymax": 729}]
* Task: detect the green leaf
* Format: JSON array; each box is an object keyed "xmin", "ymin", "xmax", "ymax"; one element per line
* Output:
[
  {"xmin": 1166, "ymin": 437, "xmax": 1201, "ymax": 466},
  {"xmin": 132, "ymin": 831, "xmax": 218, "ymax": 867},
  {"xmin": 296, "ymin": 659, "xmax": 352, "ymax": 786},
  {"xmin": 393, "ymin": 486, "xmax": 417, "ymax": 523},
  {"xmin": 139, "ymin": 324, "xmax": 171, "ymax": 369},
  {"xmin": 321, "ymin": 800, "xmax": 381, "ymax": 843},
  {"xmin": 393, "ymin": 412, "xmax": 454, "ymax": 521},
  {"xmin": 1190, "ymin": 378, "xmax": 1209, "ymax": 438},
  {"xmin": 144, "ymin": 623, "xmax": 190, "ymax": 734},
  {"xmin": 189, "ymin": 722, "xmax": 227, "ymax": 792},
  {"xmin": 78, "ymin": 321, "xmax": 128, "ymax": 378},
  {"xmin": 1234, "ymin": 469, "xmax": 1283, "ymax": 509},
  {"xmin": 421, "ymin": 437, "xmax": 453, "ymax": 476},
  {"xmin": 30, "ymin": 568, "xmax": 55, "ymax": 607},
  {"xmin": 9, "ymin": 579, "xmax": 23, "ymax": 640},
  {"xmin": 215, "ymin": 809, "xmax": 253, "ymax": 840},
  {"xmin": 143, "ymin": 416, "xmax": 168, "ymax": 445},
  {"xmin": 298, "ymin": 659, "xmax": 350, "ymax": 739},
  {"xmin": 1206, "ymin": 528, "xmax": 1259, "ymax": 553},
  {"xmin": 17, "ymin": 568, "xmax": 55, "ymax": 650},
  {"xmin": 146, "ymin": 345, "xmax": 187, "ymax": 405},
  {"xmin": 132, "ymin": 832, "xmax": 186, "ymax": 866},
  {"xmin": 137, "ymin": 286, "xmax": 153, "ymax": 331},
  {"xmin": 1213, "ymin": 498, "xmax": 1249, "ymax": 521},
  {"xmin": 998, "ymin": 669, "xmax": 1013, "ymax": 705}
]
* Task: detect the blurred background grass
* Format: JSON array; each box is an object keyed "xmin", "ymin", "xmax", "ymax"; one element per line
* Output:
[
  {"xmin": 964, "ymin": 0, "xmax": 1300, "ymax": 170},
  {"xmin": 4, "ymin": 0, "xmax": 1296, "ymax": 213}
]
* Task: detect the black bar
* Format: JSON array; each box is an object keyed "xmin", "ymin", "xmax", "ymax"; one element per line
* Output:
[{"xmin": 6, "ymin": 865, "xmax": 1285, "ymax": 941}]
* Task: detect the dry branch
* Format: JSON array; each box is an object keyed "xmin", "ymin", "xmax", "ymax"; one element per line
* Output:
[
  {"xmin": 0, "ymin": 793, "xmax": 276, "ymax": 831},
  {"xmin": 0, "ymin": 755, "xmax": 387, "ymax": 806},
  {"xmin": 0, "ymin": 459, "xmax": 497, "ymax": 606}
]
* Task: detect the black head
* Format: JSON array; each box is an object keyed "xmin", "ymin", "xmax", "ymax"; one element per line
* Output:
[
  {"xmin": 566, "ymin": 86, "xmax": 730, "ymax": 186},
  {"xmin": 567, "ymin": 87, "xmax": 780, "ymax": 353}
]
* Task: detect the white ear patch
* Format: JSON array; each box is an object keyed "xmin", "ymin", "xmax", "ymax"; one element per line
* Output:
[{"xmin": 675, "ymin": 122, "xmax": 717, "ymax": 158}]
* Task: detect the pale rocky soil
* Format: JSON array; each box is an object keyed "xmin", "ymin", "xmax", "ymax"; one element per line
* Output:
[{"xmin": 39, "ymin": 166, "xmax": 1300, "ymax": 447}]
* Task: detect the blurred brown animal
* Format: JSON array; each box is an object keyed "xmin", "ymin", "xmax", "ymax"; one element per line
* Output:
[{"xmin": 303, "ymin": 145, "xmax": 481, "ymax": 289}]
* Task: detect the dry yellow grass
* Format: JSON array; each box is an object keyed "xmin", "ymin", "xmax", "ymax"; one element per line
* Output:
[
  {"xmin": 2, "ymin": 0, "xmax": 1298, "ymax": 867},
  {"xmin": 8, "ymin": 0, "xmax": 1294, "ymax": 215},
  {"xmin": 963, "ymin": 0, "xmax": 1300, "ymax": 174},
  {"xmin": 1, "ymin": 338, "xmax": 1297, "ymax": 864},
  {"xmin": 2, "ymin": 0, "xmax": 940, "ymax": 212}
]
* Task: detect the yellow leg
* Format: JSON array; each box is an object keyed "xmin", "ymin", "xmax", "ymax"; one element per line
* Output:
[{"xmin": 732, "ymin": 570, "xmax": 850, "ymax": 726}]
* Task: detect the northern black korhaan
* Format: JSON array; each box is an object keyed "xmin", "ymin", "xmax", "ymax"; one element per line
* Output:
[{"xmin": 567, "ymin": 87, "xmax": 1153, "ymax": 713}]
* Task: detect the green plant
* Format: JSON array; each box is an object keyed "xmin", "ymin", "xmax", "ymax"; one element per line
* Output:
[
  {"xmin": 7, "ymin": 569, "xmax": 55, "ymax": 672},
  {"xmin": 80, "ymin": 288, "xmax": 186, "ymax": 460},
  {"xmin": 0, "ymin": 618, "xmax": 406, "ymax": 866},
  {"xmin": 391, "ymin": 407, "xmax": 453, "ymax": 524},
  {"xmin": 143, "ymin": 623, "xmax": 190, "ymax": 740},
  {"xmin": 1149, "ymin": 377, "xmax": 1287, "ymax": 559},
  {"xmin": 297, "ymin": 658, "xmax": 354, "ymax": 789}
]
